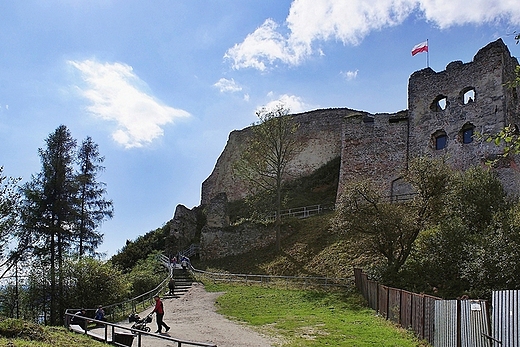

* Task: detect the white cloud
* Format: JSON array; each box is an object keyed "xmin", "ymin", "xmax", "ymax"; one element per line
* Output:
[
  {"xmin": 224, "ymin": 18, "xmax": 311, "ymax": 71},
  {"xmin": 341, "ymin": 69, "xmax": 359, "ymax": 81},
  {"xmin": 418, "ymin": 0, "xmax": 520, "ymax": 28},
  {"xmin": 213, "ymin": 78, "xmax": 242, "ymax": 93},
  {"xmin": 226, "ymin": 0, "xmax": 520, "ymax": 70},
  {"xmin": 69, "ymin": 59, "xmax": 190, "ymax": 148},
  {"xmin": 257, "ymin": 93, "xmax": 312, "ymax": 114}
]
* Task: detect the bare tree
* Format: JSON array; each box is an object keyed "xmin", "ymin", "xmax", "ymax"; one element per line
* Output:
[{"xmin": 234, "ymin": 105, "xmax": 300, "ymax": 251}]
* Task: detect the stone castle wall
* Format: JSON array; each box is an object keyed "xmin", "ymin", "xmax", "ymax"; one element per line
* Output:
[{"xmin": 338, "ymin": 110, "xmax": 409, "ymax": 198}]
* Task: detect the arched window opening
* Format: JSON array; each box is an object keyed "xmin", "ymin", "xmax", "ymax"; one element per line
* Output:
[
  {"xmin": 430, "ymin": 95, "xmax": 448, "ymax": 112},
  {"xmin": 432, "ymin": 130, "xmax": 448, "ymax": 150},
  {"xmin": 460, "ymin": 87, "xmax": 476, "ymax": 104},
  {"xmin": 459, "ymin": 123, "xmax": 475, "ymax": 144}
]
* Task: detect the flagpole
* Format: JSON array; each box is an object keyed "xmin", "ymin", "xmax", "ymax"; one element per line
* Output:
[{"xmin": 427, "ymin": 39, "xmax": 429, "ymax": 68}]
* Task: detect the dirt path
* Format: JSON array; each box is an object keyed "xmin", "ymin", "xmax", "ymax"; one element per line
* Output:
[{"xmin": 125, "ymin": 282, "xmax": 278, "ymax": 347}]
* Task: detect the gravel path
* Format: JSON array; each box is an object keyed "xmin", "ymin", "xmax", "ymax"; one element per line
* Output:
[{"xmin": 121, "ymin": 283, "xmax": 278, "ymax": 347}]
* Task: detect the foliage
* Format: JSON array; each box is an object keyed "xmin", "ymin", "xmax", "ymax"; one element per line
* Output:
[
  {"xmin": 20, "ymin": 125, "xmax": 78, "ymax": 324},
  {"xmin": 400, "ymin": 166, "xmax": 510, "ymax": 298},
  {"xmin": 331, "ymin": 157, "xmax": 452, "ymax": 283},
  {"xmin": 458, "ymin": 200, "xmax": 520, "ymax": 298},
  {"xmin": 18, "ymin": 126, "xmax": 113, "ymax": 324},
  {"xmin": 110, "ymin": 221, "xmax": 172, "ymax": 273},
  {"xmin": 204, "ymin": 282, "xmax": 427, "ymax": 347},
  {"xmin": 124, "ymin": 251, "xmax": 166, "ymax": 297},
  {"xmin": 60, "ymin": 257, "xmax": 129, "ymax": 310},
  {"xmin": 234, "ymin": 105, "xmax": 300, "ymax": 251},
  {"xmin": 18, "ymin": 257, "xmax": 129, "ymax": 323},
  {"xmin": 481, "ymin": 124, "xmax": 520, "ymax": 164},
  {"xmin": 279, "ymin": 156, "xmax": 340, "ymax": 208}
]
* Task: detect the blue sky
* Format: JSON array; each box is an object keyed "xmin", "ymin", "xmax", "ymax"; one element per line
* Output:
[{"xmin": 1, "ymin": 0, "xmax": 519, "ymax": 257}]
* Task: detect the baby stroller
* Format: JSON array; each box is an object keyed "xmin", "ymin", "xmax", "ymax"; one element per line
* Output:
[{"xmin": 128, "ymin": 312, "xmax": 153, "ymax": 332}]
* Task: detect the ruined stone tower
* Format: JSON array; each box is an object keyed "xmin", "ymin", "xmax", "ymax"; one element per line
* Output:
[
  {"xmin": 407, "ymin": 38, "xmax": 519, "ymax": 169},
  {"xmin": 338, "ymin": 38, "xmax": 520, "ymax": 199}
]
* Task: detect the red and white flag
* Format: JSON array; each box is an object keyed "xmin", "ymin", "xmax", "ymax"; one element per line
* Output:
[{"xmin": 411, "ymin": 41, "xmax": 428, "ymax": 56}]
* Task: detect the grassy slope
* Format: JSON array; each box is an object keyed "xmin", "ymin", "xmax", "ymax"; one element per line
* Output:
[
  {"xmin": 194, "ymin": 212, "xmax": 373, "ymax": 279},
  {"xmin": 205, "ymin": 282, "xmax": 428, "ymax": 347},
  {"xmin": 0, "ymin": 319, "xmax": 106, "ymax": 347}
]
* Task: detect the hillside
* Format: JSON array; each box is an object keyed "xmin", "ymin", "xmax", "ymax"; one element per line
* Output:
[
  {"xmin": 194, "ymin": 212, "xmax": 373, "ymax": 280},
  {"xmin": 193, "ymin": 156, "xmax": 370, "ymax": 278}
]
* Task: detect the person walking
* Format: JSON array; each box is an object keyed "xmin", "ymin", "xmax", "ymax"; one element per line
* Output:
[
  {"xmin": 152, "ymin": 295, "xmax": 170, "ymax": 333},
  {"xmin": 168, "ymin": 277, "xmax": 175, "ymax": 296}
]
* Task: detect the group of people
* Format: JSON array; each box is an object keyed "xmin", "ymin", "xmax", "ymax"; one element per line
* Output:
[
  {"xmin": 71, "ymin": 296, "xmax": 172, "ymax": 335},
  {"xmin": 72, "ymin": 253, "xmax": 186, "ymax": 334},
  {"xmin": 170, "ymin": 255, "xmax": 190, "ymax": 271}
]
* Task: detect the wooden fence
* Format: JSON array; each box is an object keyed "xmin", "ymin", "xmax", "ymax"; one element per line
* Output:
[
  {"xmin": 355, "ymin": 268, "xmax": 438, "ymax": 345},
  {"xmin": 354, "ymin": 268, "xmax": 496, "ymax": 347}
]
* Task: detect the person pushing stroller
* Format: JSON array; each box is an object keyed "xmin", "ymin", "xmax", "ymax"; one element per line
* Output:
[{"xmin": 152, "ymin": 295, "xmax": 170, "ymax": 334}]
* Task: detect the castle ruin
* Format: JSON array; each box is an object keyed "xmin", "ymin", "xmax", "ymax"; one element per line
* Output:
[{"xmin": 175, "ymin": 39, "xmax": 520, "ymax": 260}]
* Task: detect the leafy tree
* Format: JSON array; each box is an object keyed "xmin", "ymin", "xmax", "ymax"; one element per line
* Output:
[
  {"xmin": 331, "ymin": 180, "xmax": 414, "ymax": 280},
  {"xmin": 332, "ymin": 157, "xmax": 451, "ymax": 283},
  {"xmin": 234, "ymin": 105, "xmax": 300, "ymax": 251},
  {"xmin": 75, "ymin": 137, "xmax": 113, "ymax": 257},
  {"xmin": 124, "ymin": 251, "xmax": 166, "ymax": 298},
  {"xmin": 402, "ymin": 166, "xmax": 509, "ymax": 298},
  {"xmin": 61, "ymin": 257, "xmax": 129, "ymax": 311}
]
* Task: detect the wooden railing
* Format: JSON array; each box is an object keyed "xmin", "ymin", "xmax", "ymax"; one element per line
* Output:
[
  {"xmin": 65, "ymin": 312, "xmax": 216, "ymax": 347},
  {"xmin": 267, "ymin": 204, "xmax": 334, "ymax": 221},
  {"xmin": 192, "ymin": 267, "xmax": 353, "ymax": 289}
]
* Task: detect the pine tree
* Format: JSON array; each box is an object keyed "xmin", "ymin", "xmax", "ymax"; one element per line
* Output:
[
  {"xmin": 75, "ymin": 136, "xmax": 113, "ymax": 257},
  {"xmin": 0, "ymin": 167, "xmax": 22, "ymax": 274},
  {"xmin": 21, "ymin": 125, "xmax": 77, "ymax": 325}
]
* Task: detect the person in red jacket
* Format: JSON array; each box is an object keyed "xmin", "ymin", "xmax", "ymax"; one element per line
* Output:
[{"xmin": 152, "ymin": 295, "xmax": 170, "ymax": 333}]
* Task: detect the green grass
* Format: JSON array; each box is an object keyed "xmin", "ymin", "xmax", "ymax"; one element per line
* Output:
[
  {"xmin": 204, "ymin": 282, "xmax": 429, "ymax": 347},
  {"xmin": 0, "ymin": 318, "xmax": 106, "ymax": 347}
]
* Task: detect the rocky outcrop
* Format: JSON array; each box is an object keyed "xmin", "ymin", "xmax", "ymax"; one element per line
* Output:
[
  {"xmin": 170, "ymin": 204, "xmax": 199, "ymax": 253},
  {"xmin": 201, "ymin": 108, "xmax": 352, "ymax": 205}
]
